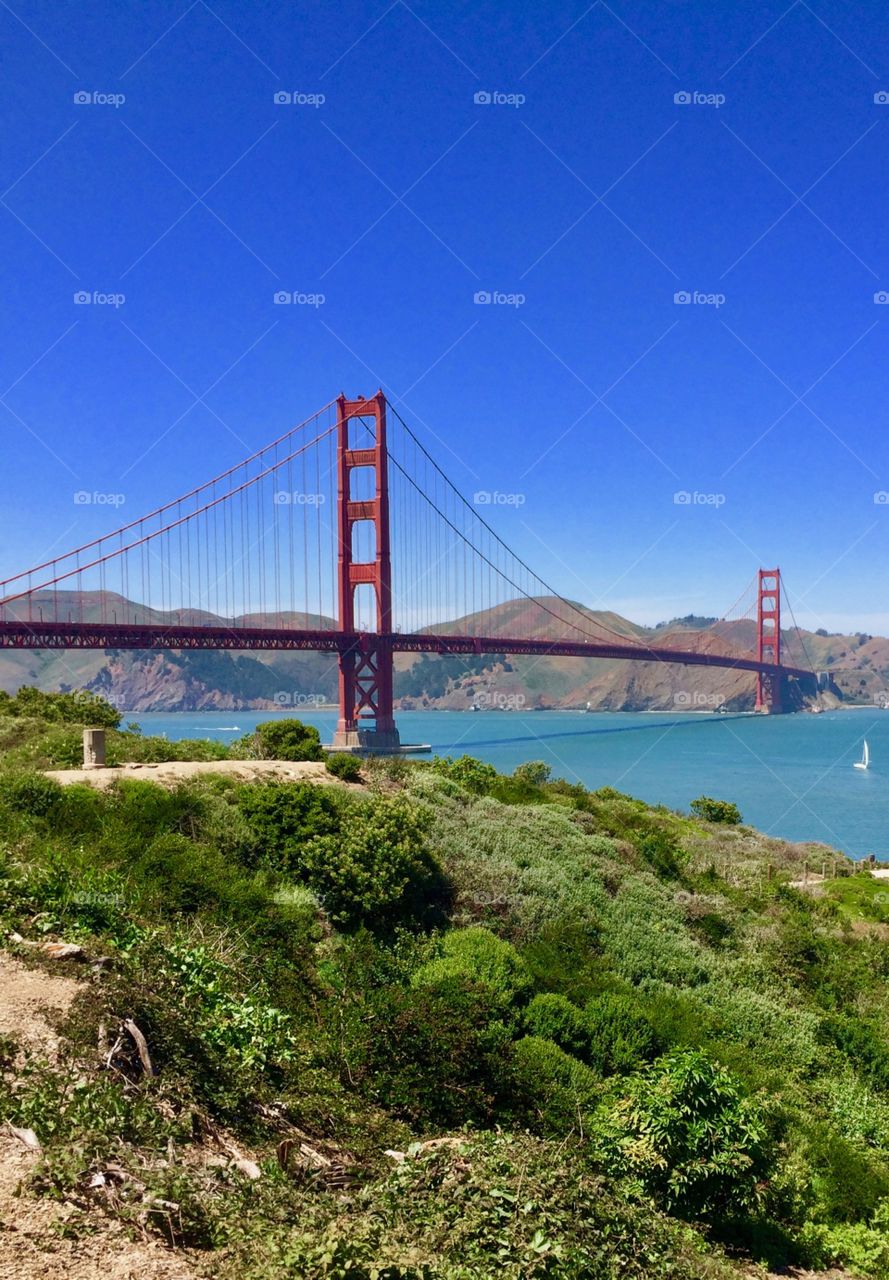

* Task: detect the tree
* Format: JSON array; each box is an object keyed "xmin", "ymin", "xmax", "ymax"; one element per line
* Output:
[
  {"xmin": 690, "ymin": 796, "xmax": 742, "ymax": 825},
  {"xmin": 512, "ymin": 760, "xmax": 551, "ymax": 786}
]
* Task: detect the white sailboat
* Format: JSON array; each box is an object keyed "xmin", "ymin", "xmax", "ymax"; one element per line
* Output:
[{"xmin": 854, "ymin": 739, "xmax": 870, "ymax": 771}]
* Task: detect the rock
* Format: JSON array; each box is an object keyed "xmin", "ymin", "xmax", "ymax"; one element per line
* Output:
[
  {"xmin": 8, "ymin": 1124, "xmax": 41, "ymax": 1151},
  {"xmin": 41, "ymin": 942, "xmax": 86, "ymax": 961}
]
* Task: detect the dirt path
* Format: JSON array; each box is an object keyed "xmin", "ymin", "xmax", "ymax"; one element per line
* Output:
[
  {"xmin": 0, "ymin": 952, "xmax": 194, "ymax": 1279},
  {"xmin": 46, "ymin": 757, "xmax": 342, "ymax": 789}
]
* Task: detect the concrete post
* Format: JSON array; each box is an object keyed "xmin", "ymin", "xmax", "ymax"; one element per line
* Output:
[{"xmin": 83, "ymin": 728, "xmax": 106, "ymax": 769}]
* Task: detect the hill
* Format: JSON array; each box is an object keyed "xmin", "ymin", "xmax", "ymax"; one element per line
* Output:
[
  {"xmin": 1, "ymin": 591, "xmax": 885, "ymax": 712},
  {"xmin": 2, "ymin": 694, "xmax": 889, "ymax": 1276}
]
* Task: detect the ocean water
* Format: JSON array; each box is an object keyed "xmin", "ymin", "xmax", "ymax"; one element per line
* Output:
[{"xmin": 130, "ymin": 708, "xmax": 889, "ymax": 859}]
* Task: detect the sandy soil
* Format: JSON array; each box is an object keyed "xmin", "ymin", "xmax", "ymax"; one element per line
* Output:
[
  {"xmin": 0, "ymin": 952, "xmax": 194, "ymax": 1279},
  {"xmin": 46, "ymin": 758, "xmax": 342, "ymax": 789}
]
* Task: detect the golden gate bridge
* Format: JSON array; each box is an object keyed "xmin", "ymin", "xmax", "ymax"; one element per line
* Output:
[{"xmin": 0, "ymin": 393, "xmax": 815, "ymax": 753}]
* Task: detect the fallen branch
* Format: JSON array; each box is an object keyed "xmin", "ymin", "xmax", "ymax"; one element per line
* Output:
[{"xmin": 123, "ymin": 1018, "xmax": 154, "ymax": 1076}]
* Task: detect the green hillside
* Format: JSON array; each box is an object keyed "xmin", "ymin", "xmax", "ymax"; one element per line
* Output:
[{"xmin": 2, "ymin": 696, "xmax": 889, "ymax": 1275}]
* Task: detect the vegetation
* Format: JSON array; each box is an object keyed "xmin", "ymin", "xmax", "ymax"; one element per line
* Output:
[
  {"xmin": 690, "ymin": 796, "xmax": 743, "ymax": 825},
  {"xmin": 325, "ymin": 751, "xmax": 364, "ymax": 782},
  {"xmin": 234, "ymin": 717, "xmax": 324, "ymax": 761},
  {"xmin": 3, "ymin": 692, "xmax": 889, "ymax": 1277}
]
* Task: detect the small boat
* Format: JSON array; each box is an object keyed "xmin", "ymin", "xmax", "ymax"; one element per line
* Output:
[{"xmin": 854, "ymin": 739, "xmax": 870, "ymax": 771}]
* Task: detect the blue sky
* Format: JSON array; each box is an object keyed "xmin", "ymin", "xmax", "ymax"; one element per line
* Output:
[{"xmin": 2, "ymin": 0, "xmax": 889, "ymax": 631}]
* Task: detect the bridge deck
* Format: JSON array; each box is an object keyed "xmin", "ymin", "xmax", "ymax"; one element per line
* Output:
[{"xmin": 0, "ymin": 621, "xmax": 812, "ymax": 683}]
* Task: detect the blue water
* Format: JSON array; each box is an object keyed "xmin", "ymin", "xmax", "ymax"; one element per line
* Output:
[{"xmin": 129, "ymin": 709, "xmax": 889, "ymax": 858}]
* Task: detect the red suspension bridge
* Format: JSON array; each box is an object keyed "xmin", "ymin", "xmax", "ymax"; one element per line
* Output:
[{"xmin": 0, "ymin": 393, "xmax": 815, "ymax": 752}]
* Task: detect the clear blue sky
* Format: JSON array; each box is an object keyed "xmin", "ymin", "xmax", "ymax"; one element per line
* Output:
[{"xmin": 2, "ymin": 0, "xmax": 888, "ymax": 631}]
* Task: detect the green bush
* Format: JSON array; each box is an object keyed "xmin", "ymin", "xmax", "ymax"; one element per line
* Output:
[
  {"xmin": 241, "ymin": 718, "xmax": 323, "ymax": 762},
  {"xmin": 325, "ymin": 752, "xmax": 363, "ymax": 782},
  {"xmin": 349, "ymin": 974, "xmax": 514, "ymax": 1128},
  {"xmin": 430, "ymin": 754, "xmax": 498, "ymax": 794},
  {"xmin": 523, "ymin": 992, "xmax": 590, "ymax": 1059},
  {"xmin": 301, "ymin": 794, "xmax": 445, "ymax": 930},
  {"xmin": 413, "ymin": 926, "xmax": 532, "ymax": 1016},
  {"xmin": 690, "ymin": 796, "xmax": 742, "ymax": 825},
  {"xmin": 636, "ymin": 828, "xmax": 684, "ymax": 879},
  {"xmin": 0, "ymin": 686, "xmax": 121, "ymax": 727},
  {"xmin": 512, "ymin": 760, "xmax": 551, "ymax": 786},
  {"xmin": 0, "ymin": 771, "xmax": 64, "ymax": 817},
  {"xmin": 583, "ymin": 992, "xmax": 660, "ymax": 1075},
  {"xmin": 594, "ymin": 1048, "xmax": 770, "ymax": 1221},
  {"xmin": 512, "ymin": 1035, "xmax": 600, "ymax": 1132},
  {"xmin": 235, "ymin": 781, "xmax": 341, "ymax": 873}
]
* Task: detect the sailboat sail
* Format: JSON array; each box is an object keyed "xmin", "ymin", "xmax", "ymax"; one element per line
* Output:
[{"xmin": 854, "ymin": 739, "xmax": 870, "ymax": 771}]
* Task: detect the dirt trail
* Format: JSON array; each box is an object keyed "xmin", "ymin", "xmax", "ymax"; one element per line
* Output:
[
  {"xmin": 45, "ymin": 757, "xmax": 345, "ymax": 789},
  {"xmin": 0, "ymin": 952, "xmax": 194, "ymax": 1279}
]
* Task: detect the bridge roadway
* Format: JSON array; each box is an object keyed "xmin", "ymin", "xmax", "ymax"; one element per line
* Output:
[{"xmin": 0, "ymin": 621, "xmax": 813, "ymax": 685}]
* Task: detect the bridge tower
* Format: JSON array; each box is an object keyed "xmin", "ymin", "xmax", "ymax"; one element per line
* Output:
[
  {"xmin": 755, "ymin": 567, "xmax": 782, "ymax": 714},
  {"xmin": 331, "ymin": 392, "xmax": 402, "ymax": 754}
]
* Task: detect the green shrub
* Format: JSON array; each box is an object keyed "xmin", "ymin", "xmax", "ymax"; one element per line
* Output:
[
  {"xmin": 0, "ymin": 686, "xmax": 121, "ymax": 727},
  {"xmin": 594, "ymin": 1048, "xmax": 770, "ymax": 1220},
  {"xmin": 690, "ymin": 796, "xmax": 742, "ymax": 825},
  {"xmin": 790, "ymin": 1116, "xmax": 889, "ymax": 1224},
  {"xmin": 821, "ymin": 1013, "xmax": 889, "ymax": 1092},
  {"xmin": 636, "ymin": 828, "xmax": 683, "ymax": 879},
  {"xmin": 325, "ymin": 752, "xmax": 363, "ymax": 782},
  {"xmin": 512, "ymin": 760, "xmax": 551, "ymax": 786},
  {"xmin": 583, "ymin": 992, "xmax": 660, "ymax": 1075},
  {"xmin": 512, "ymin": 1035, "xmax": 599, "ymax": 1131},
  {"xmin": 523, "ymin": 993, "xmax": 590, "ymax": 1059},
  {"xmin": 430, "ymin": 754, "xmax": 498, "ymax": 794},
  {"xmin": 413, "ymin": 927, "xmax": 532, "ymax": 1016},
  {"xmin": 242, "ymin": 718, "xmax": 323, "ymax": 762},
  {"xmin": 301, "ymin": 794, "xmax": 445, "ymax": 930},
  {"xmin": 0, "ymin": 771, "xmax": 64, "ymax": 817},
  {"xmin": 133, "ymin": 832, "xmax": 261, "ymax": 918},
  {"xmin": 235, "ymin": 781, "xmax": 341, "ymax": 873},
  {"xmin": 349, "ymin": 974, "xmax": 514, "ymax": 1128}
]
